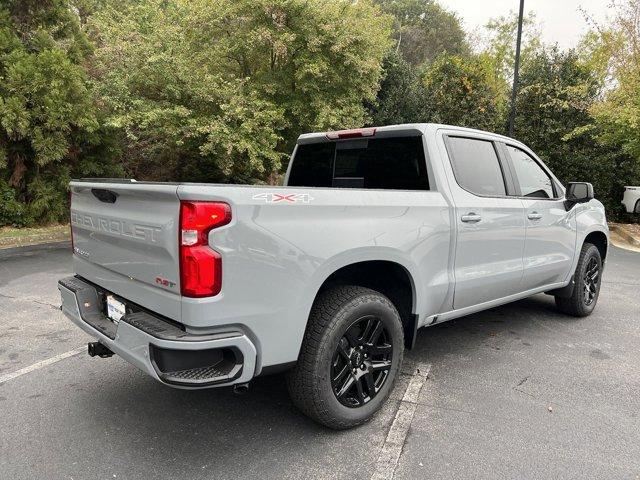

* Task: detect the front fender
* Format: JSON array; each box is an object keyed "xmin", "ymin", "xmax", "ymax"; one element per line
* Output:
[{"xmin": 565, "ymin": 200, "xmax": 609, "ymax": 281}]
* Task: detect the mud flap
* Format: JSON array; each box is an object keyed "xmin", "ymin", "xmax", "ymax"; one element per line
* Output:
[
  {"xmin": 403, "ymin": 313, "xmax": 419, "ymax": 349},
  {"xmin": 546, "ymin": 277, "xmax": 575, "ymax": 299}
]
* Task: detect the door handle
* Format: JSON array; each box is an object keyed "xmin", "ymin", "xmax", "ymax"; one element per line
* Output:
[
  {"xmin": 461, "ymin": 213, "xmax": 482, "ymax": 223},
  {"xmin": 527, "ymin": 212, "xmax": 543, "ymax": 220}
]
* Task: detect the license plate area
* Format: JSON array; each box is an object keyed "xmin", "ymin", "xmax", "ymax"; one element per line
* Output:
[{"xmin": 106, "ymin": 295, "xmax": 126, "ymax": 323}]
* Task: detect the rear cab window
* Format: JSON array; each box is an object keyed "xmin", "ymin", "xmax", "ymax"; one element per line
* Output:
[{"xmin": 287, "ymin": 136, "xmax": 429, "ymax": 190}]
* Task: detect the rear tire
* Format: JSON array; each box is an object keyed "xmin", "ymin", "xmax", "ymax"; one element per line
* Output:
[
  {"xmin": 287, "ymin": 285, "xmax": 404, "ymax": 430},
  {"xmin": 635, "ymin": 199, "xmax": 640, "ymax": 214},
  {"xmin": 555, "ymin": 242, "xmax": 602, "ymax": 317}
]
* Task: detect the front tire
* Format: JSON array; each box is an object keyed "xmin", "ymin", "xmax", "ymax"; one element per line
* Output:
[
  {"xmin": 555, "ymin": 242, "xmax": 602, "ymax": 317},
  {"xmin": 287, "ymin": 285, "xmax": 404, "ymax": 430}
]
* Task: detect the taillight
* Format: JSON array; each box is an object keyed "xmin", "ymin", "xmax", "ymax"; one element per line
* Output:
[
  {"xmin": 325, "ymin": 127, "xmax": 376, "ymax": 140},
  {"xmin": 179, "ymin": 201, "xmax": 231, "ymax": 297}
]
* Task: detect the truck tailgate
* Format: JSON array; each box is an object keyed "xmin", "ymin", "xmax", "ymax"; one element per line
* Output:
[{"xmin": 70, "ymin": 181, "xmax": 181, "ymax": 304}]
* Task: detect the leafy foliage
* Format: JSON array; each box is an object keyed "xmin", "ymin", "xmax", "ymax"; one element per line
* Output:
[
  {"xmin": 367, "ymin": 53, "xmax": 426, "ymax": 125},
  {"xmin": 375, "ymin": 0, "xmax": 469, "ymax": 66},
  {"xmin": 587, "ymin": 1, "xmax": 640, "ymax": 172},
  {"xmin": 0, "ymin": 0, "xmax": 120, "ymax": 225},
  {"xmin": 422, "ymin": 54, "xmax": 502, "ymax": 132},
  {"xmin": 90, "ymin": 0, "xmax": 392, "ymax": 183},
  {"xmin": 0, "ymin": 0, "xmax": 639, "ymax": 226},
  {"xmin": 475, "ymin": 11, "xmax": 542, "ymax": 87},
  {"xmin": 511, "ymin": 48, "xmax": 633, "ymax": 217},
  {"xmin": 0, "ymin": 179, "xmax": 26, "ymax": 227}
]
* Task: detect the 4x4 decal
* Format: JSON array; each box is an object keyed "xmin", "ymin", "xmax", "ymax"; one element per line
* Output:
[{"xmin": 252, "ymin": 193, "xmax": 314, "ymax": 204}]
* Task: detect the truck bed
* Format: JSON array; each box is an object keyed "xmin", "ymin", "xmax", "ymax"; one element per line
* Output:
[{"xmin": 69, "ymin": 179, "xmax": 451, "ymax": 369}]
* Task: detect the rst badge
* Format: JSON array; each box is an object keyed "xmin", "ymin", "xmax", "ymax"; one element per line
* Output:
[
  {"xmin": 155, "ymin": 276, "xmax": 177, "ymax": 289},
  {"xmin": 252, "ymin": 193, "xmax": 314, "ymax": 204}
]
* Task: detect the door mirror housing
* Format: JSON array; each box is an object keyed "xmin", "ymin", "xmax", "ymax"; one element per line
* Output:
[{"xmin": 565, "ymin": 182, "xmax": 594, "ymax": 208}]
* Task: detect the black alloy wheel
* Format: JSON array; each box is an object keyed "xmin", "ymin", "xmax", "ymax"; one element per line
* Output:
[
  {"xmin": 287, "ymin": 285, "xmax": 404, "ymax": 429},
  {"xmin": 583, "ymin": 256, "xmax": 600, "ymax": 306},
  {"xmin": 555, "ymin": 242, "xmax": 602, "ymax": 317},
  {"xmin": 331, "ymin": 315, "xmax": 392, "ymax": 408}
]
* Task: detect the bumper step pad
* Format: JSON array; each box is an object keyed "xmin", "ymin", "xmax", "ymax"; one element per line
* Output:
[
  {"xmin": 150, "ymin": 344, "xmax": 243, "ymax": 387},
  {"xmin": 164, "ymin": 365, "xmax": 229, "ymax": 382},
  {"xmin": 122, "ymin": 311, "xmax": 188, "ymax": 340},
  {"xmin": 59, "ymin": 276, "xmax": 117, "ymax": 340},
  {"xmin": 159, "ymin": 363, "xmax": 242, "ymax": 386}
]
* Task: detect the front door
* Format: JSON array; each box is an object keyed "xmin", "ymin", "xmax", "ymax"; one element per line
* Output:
[{"xmin": 504, "ymin": 144, "xmax": 576, "ymax": 289}]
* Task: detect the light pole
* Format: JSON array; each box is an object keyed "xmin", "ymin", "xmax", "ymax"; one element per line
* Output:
[{"xmin": 508, "ymin": 0, "xmax": 525, "ymax": 137}]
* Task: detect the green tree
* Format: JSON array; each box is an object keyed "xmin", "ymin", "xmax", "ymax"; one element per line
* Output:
[
  {"xmin": 473, "ymin": 11, "xmax": 543, "ymax": 132},
  {"xmin": 90, "ymin": 0, "xmax": 393, "ymax": 183},
  {"xmin": 422, "ymin": 54, "xmax": 502, "ymax": 131},
  {"xmin": 476, "ymin": 11, "xmax": 542, "ymax": 86},
  {"xmin": 512, "ymin": 47, "xmax": 633, "ymax": 218},
  {"xmin": 582, "ymin": 0, "xmax": 640, "ymax": 220},
  {"xmin": 0, "ymin": 0, "xmax": 119, "ymax": 225},
  {"xmin": 375, "ymin": 0, "xmax": 469, "ymax": 66},
  {"xmin": 587, "ymin": 1, "xmax": 640, "ymax": 162},
  {"xmin": 366, "ymin": 53, "xmax": 426, "ymax": 125}
]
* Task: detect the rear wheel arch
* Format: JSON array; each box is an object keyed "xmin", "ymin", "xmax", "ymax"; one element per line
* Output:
[{"xmin": 309, "ymin": 260, "xmax": 418, "ymax": 350}]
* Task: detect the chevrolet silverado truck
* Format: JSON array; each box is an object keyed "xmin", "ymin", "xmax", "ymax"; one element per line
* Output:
[{"xmin": 58, "ymin": 123, "xmax": 609, "ymax": 429}]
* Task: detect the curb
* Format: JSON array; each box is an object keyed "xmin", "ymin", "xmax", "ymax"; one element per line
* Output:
[
  {"xmin": 0, "ymin": 240, "xmax": 71, "ymax": 259},
  {"xmin": 609, "ymin": 224, "xmax": 640, "ymax": 247}
]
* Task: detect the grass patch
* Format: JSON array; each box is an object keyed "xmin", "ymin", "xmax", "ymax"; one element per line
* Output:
[{"xmin": 0, "ymin": 224, "xmax": 70, "ymax": 248}]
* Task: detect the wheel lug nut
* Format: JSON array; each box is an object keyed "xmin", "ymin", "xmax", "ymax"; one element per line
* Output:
[
  {"xmin": 352, "ymin": 368, "xmax": 357, "ymax": 373},
  {"xmin": 361, "ymin": 364, "xmax": 366, "ymax": 370}
]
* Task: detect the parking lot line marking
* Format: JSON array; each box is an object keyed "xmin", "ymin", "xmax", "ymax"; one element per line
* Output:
[
  {"xmin": 0, "ymin": 347, "xmax": 85, "ymax": 385},
  {"xmin": 371, "ymin": 363, "xmax": 431, "ymax": 480}
]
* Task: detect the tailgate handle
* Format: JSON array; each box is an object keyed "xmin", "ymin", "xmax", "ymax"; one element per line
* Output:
[{"xmin": 91, "ymin": 188, "xmax": 118, "ymax": 204}]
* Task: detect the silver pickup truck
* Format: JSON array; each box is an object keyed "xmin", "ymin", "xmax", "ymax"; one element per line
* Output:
[{"xmin": 58, "ymin": 123, "xmax": 608, "ymax": 429}]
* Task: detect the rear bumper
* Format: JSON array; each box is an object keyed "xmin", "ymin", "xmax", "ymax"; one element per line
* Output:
[{"xmin": 57, "ymin": 276, "xmax": 257, "ymax": 389}]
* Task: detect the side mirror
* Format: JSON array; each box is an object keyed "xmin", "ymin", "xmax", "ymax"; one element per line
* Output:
[{"xmin": 565, "ymin": 182, "xmax": 594, "ymax": 208}]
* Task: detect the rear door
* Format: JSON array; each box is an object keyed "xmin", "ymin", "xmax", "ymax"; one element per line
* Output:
[
  {"xmin": 442, "ymin": 134, "xmax": 526, "ymax": 309},
  {"xmin": 502, "ymin": 144, "xmax": 576, "ymax": 289}
]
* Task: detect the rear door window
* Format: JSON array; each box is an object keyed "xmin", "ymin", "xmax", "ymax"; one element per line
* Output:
[
  {"xmin": 287, "ymin": 136, "xmax": 429, "ymax": 190},
  {"xmin": 446, "ymin": 137, "xmax": 507, "ymax": 197}
]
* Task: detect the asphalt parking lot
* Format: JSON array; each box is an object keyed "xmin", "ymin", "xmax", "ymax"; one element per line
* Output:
[{"xmin": 1, "ymin": 245, "xmax": 639, "ymax": 480}]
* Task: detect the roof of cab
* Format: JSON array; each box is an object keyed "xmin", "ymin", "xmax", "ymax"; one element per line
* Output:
[{"xmin": 296, "ymin": 123, "xmax": 517, "ymax": 145}]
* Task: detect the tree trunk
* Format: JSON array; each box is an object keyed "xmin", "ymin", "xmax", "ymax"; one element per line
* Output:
[{"xmin": 8, "ymin": 153, "xmax": 27, "ymax": 188}]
